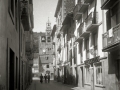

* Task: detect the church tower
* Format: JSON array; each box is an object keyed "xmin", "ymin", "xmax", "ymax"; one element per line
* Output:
[
  {"xmin": 39, "ymin": 18, "xmax": 54, "ymax": 79},
  {"xmin": 46, "ymin": 17, "xmax": 51, "ymax": 36}
]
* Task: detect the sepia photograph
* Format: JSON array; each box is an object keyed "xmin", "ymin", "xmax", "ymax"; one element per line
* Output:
[{"xmin": 0, "ymin": 0, "xmax": 120, "ymax": 90}]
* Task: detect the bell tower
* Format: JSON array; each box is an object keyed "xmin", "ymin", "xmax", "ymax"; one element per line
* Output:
[{"xmin": 46, "ymin": 17, "xmax": 51, "ymax": 35}]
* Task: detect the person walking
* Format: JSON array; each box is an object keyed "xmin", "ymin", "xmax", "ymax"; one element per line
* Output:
[
  {"xmin": 44, "ymin": 74, "xmax": 47, "ymax": 83},
  {"xmin": 47, "ymin": 73, "xmax": 50, "ymax": 83},
  {"xmin": 40, "ymin": 74, "xmax": 43, "ymax": 84}
]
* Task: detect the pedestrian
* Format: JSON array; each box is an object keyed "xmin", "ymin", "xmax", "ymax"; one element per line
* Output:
[
  {"xmin": 40, "ymin": 74, "xmax": 43, "ymax": 84},
  {"xmin": 47, "ymin": 73, "xmax": 50, "ymax": 83},
  {"xmin": 44, "ymin": 74, "xmax": 47, "ymax": 83}
]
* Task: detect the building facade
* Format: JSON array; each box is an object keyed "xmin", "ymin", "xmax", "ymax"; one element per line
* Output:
[
  {"xmin": 0, "ymin": 0, "xmax": 34, "ymax": 90},
  {"xmin": 53, "ymin": 0, "xmax": 120, "ymax": 90}
]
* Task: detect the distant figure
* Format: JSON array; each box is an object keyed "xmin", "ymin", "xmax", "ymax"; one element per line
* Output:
[
  {"xmin": 44, "ymin": 74, "xmax": 47, "ymax": 83},
  {"xmin": 40, "ymin": 74, "xmax": 43, "ymax": 83},
  {"xmin": 47, "ymin": 73, "xmax": 50, "ymax": 83}
]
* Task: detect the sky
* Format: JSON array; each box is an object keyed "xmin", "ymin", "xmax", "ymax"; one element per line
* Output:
[{"xmin": 33, "ymin": 0, "xmax": 58, "ymax": 32}]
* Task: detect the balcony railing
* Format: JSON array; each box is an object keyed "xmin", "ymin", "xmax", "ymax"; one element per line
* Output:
[
  {"xmin": 73, "ymin": 4, "xmax": 82, "ymax": 20},
  {"xmin": 102, "ymin": 23, "xmax": 120, "ymax": 52},
  {"xmin": 85, "ymin": 12, "xmax": 99, "ymax": 32}
]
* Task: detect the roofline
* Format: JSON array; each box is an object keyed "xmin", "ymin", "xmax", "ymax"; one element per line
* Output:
[
  {"xmin": 54, "ymin": 0, "xmax": 62, "ymax": 17},
  {"xmin": 51, "ymin": 25, "xmax": 56, "ymax": 36}
]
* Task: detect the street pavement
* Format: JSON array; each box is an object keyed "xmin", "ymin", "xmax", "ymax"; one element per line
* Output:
[{"xmin": 27, "ymin": 80, "xmax": 83, "ymax": 90}]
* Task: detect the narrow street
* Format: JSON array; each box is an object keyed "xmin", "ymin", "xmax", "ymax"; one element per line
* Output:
[{"xmin": 27, "ymin": 80, "xmax": 81, "ymax": 90}]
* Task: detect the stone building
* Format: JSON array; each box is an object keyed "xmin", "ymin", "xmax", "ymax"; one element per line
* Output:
[
  {"xmin": 53, "ymin": 0, "xmax": 120, "ymax": 90},
  {"xmin": 0, "ymin": 0, "xmax": 34, "ymax": 90},
  {"xmin": 39, "ymin": 19, "xmax": 54, "ymax": 80}
]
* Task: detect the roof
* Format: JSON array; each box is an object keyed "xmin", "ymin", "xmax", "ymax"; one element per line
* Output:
[
  {"xmin": 54, "ymin": 0, "xmax": 62, "ymax": 17},
  {"xmin": 51, "ymin": 25, "xmax": 56, "ymax": 36}
]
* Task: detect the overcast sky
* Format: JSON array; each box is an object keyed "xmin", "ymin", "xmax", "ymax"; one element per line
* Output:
[{"xmin": 33, "ymin": 0, "xmax": 58, "ymax": 32}]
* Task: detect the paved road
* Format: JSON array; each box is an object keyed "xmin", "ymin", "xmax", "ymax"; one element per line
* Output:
[{"xmin": 27, "ymin": 80, "xmax": 81, "ymax": 90}]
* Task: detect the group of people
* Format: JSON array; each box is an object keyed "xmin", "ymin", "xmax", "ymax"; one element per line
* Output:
[{"xmin": 40, "ymin": 73, "xmax": 50, "ymax": 83}]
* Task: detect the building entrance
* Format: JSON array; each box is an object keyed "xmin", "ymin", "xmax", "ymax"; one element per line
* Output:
[{"xmin": 9, "ymin": 49, "xmax": 15, "ymax": 90}]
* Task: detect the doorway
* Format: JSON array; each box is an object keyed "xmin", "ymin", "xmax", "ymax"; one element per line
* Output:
[{"xmin": 9, "ymin": 49, "xmax": 15, "ymax": 90}]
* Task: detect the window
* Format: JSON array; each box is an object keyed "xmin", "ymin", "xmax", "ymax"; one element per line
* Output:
[
  {"xmin": 74, "ymin": 47, "xmax": 77, "ymax": 64},
  {"xmin": 46, "ymin": 57, "xmax": 48, "ymax": 60},
  {"xmin": 93, "ymin": 33, "xmax": 98, "ymax": 57},
  {"xmin": 47, "ymin": 37, "xmax": 51, "ymax": 42},
  {"xmin": 95, "ymin": 62, "xmax": 103, "ymax": 85},
  {"xmin": 106, "ymin": 10, "xmax": 111, "ymax": 31},
  {"xmin": 85, "ymin": 66, "xmax": 91, "ymax": 84},
  {"xmin": 111, "ymin": 2, "xmax": 120, "ymax": 25},
  {"xmin": 46, "ymin": 65, "xmax": 49, "ymax": 68},
  {"xmin": 79, "ymin": 42, "xmax": 83, "ymax": 63},
  {"xmin": 41, "ymin": 36, "xmax": 46, "ymax": 42},
  {"xmin": 86, "ymin": 39, "xmax": 89, "ymax": 59},
  {"xmin": 106, "ymin": 2, "xmax": 120, "ymax": 30}
]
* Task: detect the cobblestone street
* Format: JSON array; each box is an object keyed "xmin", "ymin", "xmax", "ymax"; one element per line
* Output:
[{"xmin": 27, "ymin": 80, "xmax": 82, "ymax": 90}]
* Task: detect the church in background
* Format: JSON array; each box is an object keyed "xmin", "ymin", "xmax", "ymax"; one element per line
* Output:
[{"xmin": 39, "ymin": 19, "xmax": 54, "ymax": 80}]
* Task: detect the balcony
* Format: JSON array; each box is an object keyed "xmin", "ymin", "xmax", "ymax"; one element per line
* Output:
[
  {"xmin": 84, "ymin": 56, "xmax": 100, "ymax": 65},
  {"xmin": 85, "ymin": 12, "xmax": 99, "ymax": 32},
  {"xmin": 79, "ymin": 22, "xmax": 90, "ymax": 37},
  {"xmin": 75, "ymin": 35, "xmax": 83, "ymax": 42},
  {"xmin": 62, "ymin": 13, "xmax": 73, "ymax": 25},
  {"xmin": 79, "ymin": 3, "xmax": 89, "ymax": 13},
  {"xmin": 73, "ymin": 4, "xmax": 82, "ymax": 20},
  {"xmin": 102, "ymin": 23, "xmax": 120, "ymax": 52},
  {"xmin": 21, "ymin": 1, "xmax": 30, "ymax": 31},
  {"xmin": 101, "ymin": 0, "xmax": 118, "ymax": 10},
  {"xmin": 84, "ymin": 0, "xmax": 94, "ymax": 3}
]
